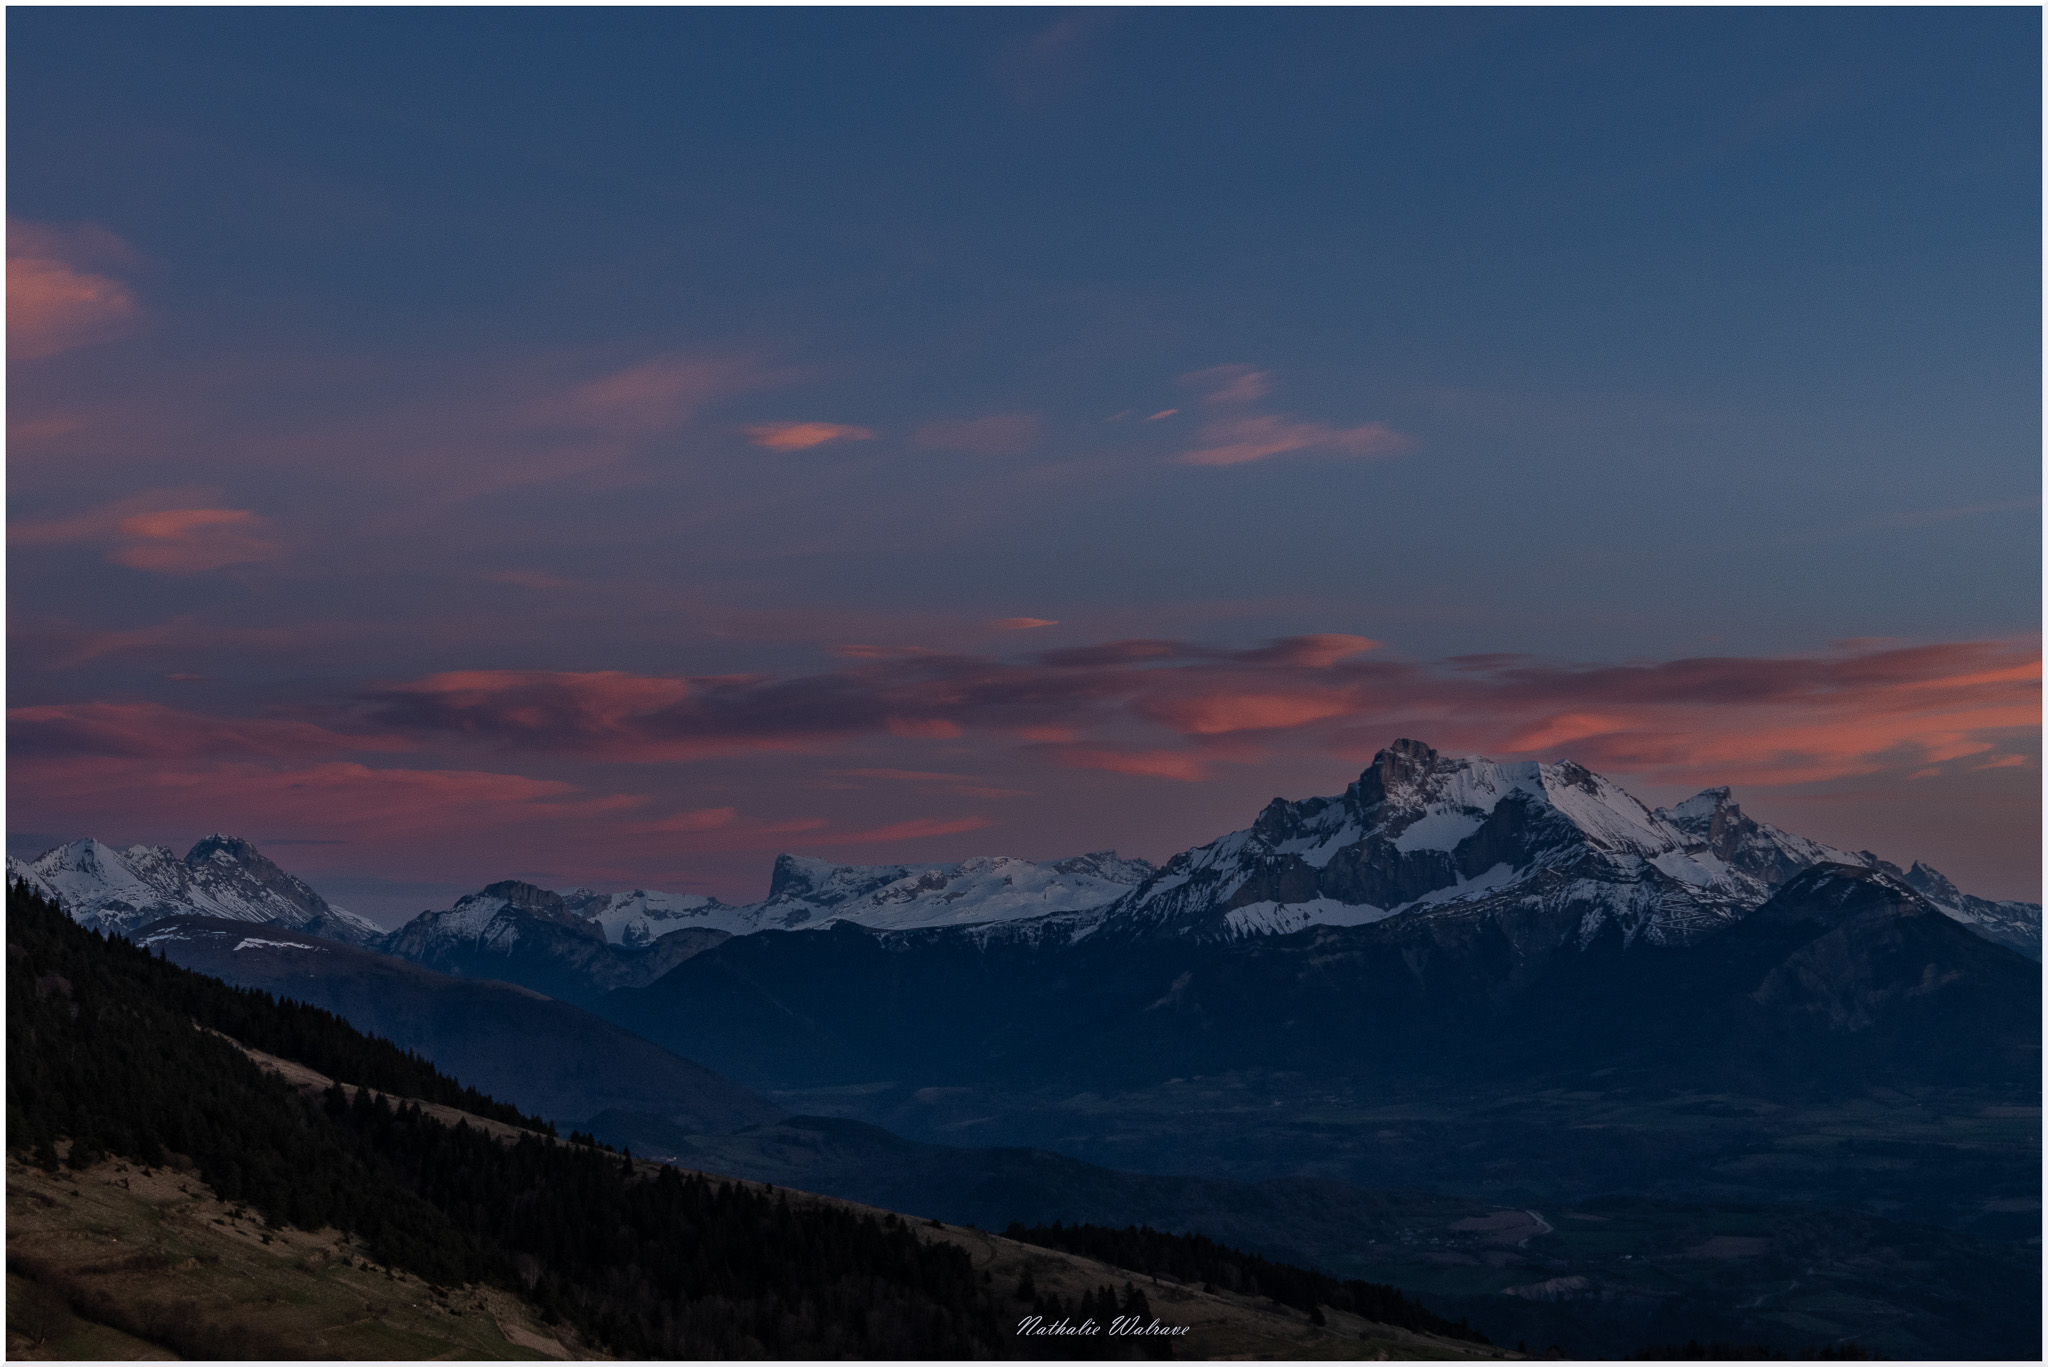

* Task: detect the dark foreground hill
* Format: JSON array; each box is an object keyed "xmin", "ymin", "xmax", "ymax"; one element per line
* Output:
[
  {"xmin": 5, "ymin": 883, "xmax": 1505, "ymax": 1360},
  {"xmin": 6, "ymin": 885, "xmax": 1006, "ymax": 1357}
]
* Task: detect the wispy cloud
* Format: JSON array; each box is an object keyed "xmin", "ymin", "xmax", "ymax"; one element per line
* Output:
[
  {"xmin": 543, "ymin": 354, "xmax": 759, "ymax": 436},
  {"xmin": 7, "ymin": 219, "xmax": 141, "ymax": 360},
  {"xmin": 342, "ymin": 634, "xmax": 2037, "ymax": 790},
  {"xmin": 746, "ymin": 421, "xmax": 877, "ymax": 451},
  {"xmin": 1176, "ymin": 365, "xmax": 1407, "ymax": 468},
  {"xmin": 11, "ymin": 634, "xmax": 2035, "ymax": 901},
  {"xmin": 13, "ymin": 495, "xmax": 281, "ymax": 573}
]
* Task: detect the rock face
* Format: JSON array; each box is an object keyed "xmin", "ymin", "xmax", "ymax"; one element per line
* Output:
[
  {"xmin": 371, "ymin": 851, "xmax": 1157, "ymax": 1001},
  {"xmin": 375, "ymin": 880, "xmax": 730, "ymax": 1003},
  {"xmin": 990, "ymin": 739, "xmax": 2038, "ymax": 956},
  {"xmin": 1895, "ymin": 859, "xmax": 2042, "ymax": 958},
  {"xmin": 7, "ymin": 836, "xmax": 383, "ymax": 946},
  {"xmin": 739, "ymin": 851, "xmax": 1156, "ymax": 933}
]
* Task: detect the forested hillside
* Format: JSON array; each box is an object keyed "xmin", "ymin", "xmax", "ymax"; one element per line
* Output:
[{"xmin": 3, "ymin": 886, "xmax": 1003, "ymax": 1356}]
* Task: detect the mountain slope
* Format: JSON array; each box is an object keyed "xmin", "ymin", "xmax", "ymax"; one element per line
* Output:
[
  {"xmin": 134, "ymin": 914, "xmax": 781, "ymax": 1134},
  {"xmin": 374, "ymin": 879, "xmax": 731, "ymax": 1004},
  {"xmin": 375, "ymin": 851, "xmax": 1155, "ymax": 1004},
  {"xmin": 604, "ymin": 860, "xmax": 2041, "ymax": 1104},
  {"xmin": 10, "ymin": 836, "xmax": 382, "ymax": 945},
  {"xmin": 9, "ymin": 882, "xmax": 1500, "ymax": 1362}
]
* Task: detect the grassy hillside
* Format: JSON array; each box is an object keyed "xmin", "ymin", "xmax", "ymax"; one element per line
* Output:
[{"xmin": 4, "ymin": 883, "xmax": 1502, "ymax": 1360}]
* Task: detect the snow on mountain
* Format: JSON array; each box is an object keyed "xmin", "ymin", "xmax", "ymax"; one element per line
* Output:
[
  {"xmin": 7, "ymin": 835, "xmax": 383, "ymax": 945},
  {"xmin": 382, "ymin": 850, "xmax": 1158, "ymax": 964},
  {"xmin": 1896, "ymin": 860, "xmax": 2042, "ymax": 958},
  {"xmin": 559, "ymin": 887, "xmax": 732, "ymax": 946},
  {"xmin": 993, "ymin": 739, "xmax": 2040, "ymax": 953},
  {"xmin": 734, "ymin": 851, "xmax": 1156, "ymax": 934}
]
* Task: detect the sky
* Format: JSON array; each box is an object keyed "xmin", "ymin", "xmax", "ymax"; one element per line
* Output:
[{"xmin": 8, "ymin": 7, "xmax": 2040, "ymax": 923}]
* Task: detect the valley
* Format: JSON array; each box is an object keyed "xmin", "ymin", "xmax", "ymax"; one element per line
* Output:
[{"xmin": 12, "ymin": 740, "xmax": 2039, "ymax": 1358}]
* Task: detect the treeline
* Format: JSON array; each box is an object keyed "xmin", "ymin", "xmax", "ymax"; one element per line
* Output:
[
  {"xmin": 317, "ymin": 1084, "xmax": 1000, "ymax": 1357},
  {"xmin": 1003, "ymin": 1219, "xmax": 1488, "ymax": 1345},
  {"xmin": 3, "ymin": 885, "xmax": 1016, "ymax": 1357},
  {"xmin": 23, "ymin": 895, "xmax": 546, "ymax": 1130},
  {"xmin": 9, "ymin": 886, "xmax": 486, "ymax": 1282}
]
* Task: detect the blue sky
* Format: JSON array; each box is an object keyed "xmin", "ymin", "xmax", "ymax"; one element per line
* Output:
[{"xmin": 9, "ymin": 8, "xmax": 2039, "ymax": 918}]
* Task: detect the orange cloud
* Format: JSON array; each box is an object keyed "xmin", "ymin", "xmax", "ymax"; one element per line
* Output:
[
  {"xmin": 913, "ymin": 415, "xmax": 1041, "ymax": 455},
  {"xmin": 995, "ymin": 617, "xmax": 1059, "ymax": 630},
  {"xmin": 746, "ymin": 421, "xmax": 877, "ymax": 451},
  {"xmin": 1176, "ymin": 364, "xmax": 1407, "ymax": 467}
]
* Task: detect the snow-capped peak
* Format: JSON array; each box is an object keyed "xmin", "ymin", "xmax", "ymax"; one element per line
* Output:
[
  {"xmin": 381, "ymin": 848, "xmax": 1161, "ymax": 958},
  {"xmin": 1064, "ymin": 739, "xmax": 2038, "ymax": 952},
  {"xmin": 10, "ymin": 835, "xmax": 381, "ymax": 945}
]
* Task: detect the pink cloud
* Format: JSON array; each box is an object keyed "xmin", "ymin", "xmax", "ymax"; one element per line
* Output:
[
  {"xmin": 14, "ymin": 614, "xmax": 314, "ymax": 669},
  {"xmin": 8, "ymin": 220, "xmax": 141, "ymax": 360},
  {"xmin": 13, "ymin": 497, "xmax": 280, "ymax": 573},
  {"xmin": 111, "ymin": 508, "xmax": 278, "ymax": 572},
  {"xmin": 995, "ymin": 617, "xmax": 1059, "ymax": 630},
  {"xmin": 9, "ymin": 702, "xmax": 408, "ymax": 761},
  {"xmin": 1053, "ymin": 748, "xmax": 1209, "ymax": 782},
  {"xmin": 810, "ymin": 815, "xmax": 994, "ymax": 845},
  {"xmin": 549, "ymin": 354, "xmax": 757, "ymax": 436},
  {"xmin": 746, "ymin": 421, "xmax": 876, "ymax": 451},
  {"xmin": 1175, "ymin": 364, "xmax": 1408, "ymax": 467},
  {"xmin": 351, "ymin": 635, "xmax": 2038, "ymax": 792},
  {"xmin": 11, "ymin": 633, "xmax": 2034, "ymax": 900},
  {"xmin": 10, "ymin": 755, "xmax": 641, "ymax": 847},
  {"xmin": 913, "ymin": 415, "xmax": 1041, "ymax": 455},
  {"xmin": 628, "ymin": 806, "xmax": 739, "ymax": 834},
  {"xmin": 1141, "ymin": 690, "xmax": 1355, "ymax": 736}
]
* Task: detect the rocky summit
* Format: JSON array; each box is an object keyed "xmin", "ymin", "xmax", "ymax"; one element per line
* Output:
[{"xmin": 7, "ymin": 835, "xmax": 383, "ymax": 946}]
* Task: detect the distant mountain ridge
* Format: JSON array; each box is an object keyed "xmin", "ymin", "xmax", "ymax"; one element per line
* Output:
[
  {"xmin": 14, "ymin": 741, "xmax": 2036, "ymax": 1007},
  {"xmin": 8, "ymin": 835, "xmax": 384, "ymax": 946},
  {"xmin": 1040, "ymin": 740, "xmax": 2040, "ymax": 956},
  {"xmin": 132, "ymin": 914, "xmax": 782, "ymax": 1135}
]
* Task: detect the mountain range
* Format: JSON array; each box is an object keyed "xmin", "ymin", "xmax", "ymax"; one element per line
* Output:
[
  {"xmin": 11, "ymin": 737, "xmax": 2038, "ymax": 1357},
  {"xmin": 16, "ymin": 740, "xmax": 2033, "ymax": 1005}
]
